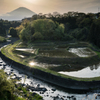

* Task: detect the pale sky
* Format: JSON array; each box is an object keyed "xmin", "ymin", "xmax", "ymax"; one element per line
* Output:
[{"xmin": 0, "ymin": 0, "xmax": 100, "ymax": 15}]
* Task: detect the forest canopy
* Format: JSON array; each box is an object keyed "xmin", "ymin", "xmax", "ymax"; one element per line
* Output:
[
  {"xmin": 19, "ymin": 19, "xmax": 65, "ymax": 41},
  {"xmin": 1, "ymin": 11, "xmax": 100, "ymax": 47}
]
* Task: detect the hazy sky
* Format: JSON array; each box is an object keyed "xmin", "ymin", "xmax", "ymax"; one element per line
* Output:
[{"xmin": 0, "ymin": 0, "xmax": 100, "ymax": 15}]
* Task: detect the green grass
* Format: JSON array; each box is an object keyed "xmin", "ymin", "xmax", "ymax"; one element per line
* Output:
[
  {"xmin": 0, "ymin": 69, "xmax": 25, "ymax": 100},
  {"xmin": 1, "ymin": 41, "xmax": 100, "ymax": 82},
  {"xmin": 17, "ymin": 84, "xmax": 42, "ymax": 100},
  {"xmin": 0, "ymin": 69, "xmax": 43, "ymax": 100},
  {"xmin": 0, "ymin": 36, "xmax": 6, "ymax": 43}
]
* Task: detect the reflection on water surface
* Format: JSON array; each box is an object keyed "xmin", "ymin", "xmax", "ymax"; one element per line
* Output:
[
  {"xmin": 59, "ymin": 63, "xmax": 100, "ymax": 78},
  {"xmin": 68, "ymin": 47, "xmax": 96, "ymax": 57}
]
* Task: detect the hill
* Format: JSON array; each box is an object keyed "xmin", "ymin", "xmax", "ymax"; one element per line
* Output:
[{"xmin": 0, "ymin": 7, "xmax": 36, "ymax": 21}]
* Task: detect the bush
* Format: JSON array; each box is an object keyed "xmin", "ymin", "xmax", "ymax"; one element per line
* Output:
[
  {"xmin": 0, "ymin": 70, "xmax": 14, "ymax": 100},
  {"xmin": 9, "ymin": 27, "xmax": 18, "ymax": 37},
  {"xmin": 0, "ymin": 36, "xmax": 6, "ymax": 43}
]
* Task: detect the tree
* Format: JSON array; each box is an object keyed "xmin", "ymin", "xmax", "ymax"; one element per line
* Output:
[
  {"xmin": 89, "ymin": 18, "xmax": 100, "ymax": 47},
  {"xmin": 16, "ymin": 25, "xmax": 24, "ymax": 36},
  {"xmin": 9, "ymin": 27, "xmax": 17, "ymax": 37},
  {"xmin": 32, "ymin": 32, "xmax": 44, "ymax": 40},
  {"xmin": 19, "ymin": 27, "xmax": 32, "ymax": 41},
  {"xmin": 31, "ymin": 19, "xmax": 56, "ymax": 39},
  {"xmin": 0, "ymin": 70, "xmax": 14, "ymax": 100},
  {"xmin": 79, "ymin": 18, "xmax": 92, "ymax": 28}
]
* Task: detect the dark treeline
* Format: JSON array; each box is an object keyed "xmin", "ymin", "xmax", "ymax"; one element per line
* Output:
[
  {"xmin": 31, "ymin": 12, "xmax": 100, "ymax": 42},
  {"xmin": 0, "ymin": 19, "xmax": 21, "ymax": 35},
  {"xmin": 4, "ymin": 11, "xmax": 100, "ymax": 47}
]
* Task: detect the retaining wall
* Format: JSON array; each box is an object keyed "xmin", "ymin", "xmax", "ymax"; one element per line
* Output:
[{"xmin": 0, "ymin": 51, "xmax": 100, "ymax": 91}]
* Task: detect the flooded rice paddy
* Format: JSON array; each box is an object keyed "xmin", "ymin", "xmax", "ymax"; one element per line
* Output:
[
  {"xmin": 16, "ymin": 48, "xmax": 36, "ymax": 53},
  {"xmin": 59, "ymin": 63, "xmax": 100, "ymax": 78},
  {"xmin": 1, "ymin": 41, "xmax": 100, "ymax": 99},
  {"xmin": 68, "ymin": 47, "xmax": 96, "ymax": 57},
  {"xmin": 16, "ymin": 47, "xmax": 96, "ymax": 58},
  {"xmin": 38, "ymin": 49, "xmax": 77, "ymax": 58},
  {"xmin": 15, "ymin": 47, "xmax": 99, "ymax": 78}
]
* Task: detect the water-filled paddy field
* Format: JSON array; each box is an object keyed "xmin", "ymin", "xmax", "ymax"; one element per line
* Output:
[
  {"xmin": 1, "ymin": 41, "xmax": 100, "ymax": 99},
  {"xmin": 14, "ymin": 42, "xmax": 99, "ymax": 78}
]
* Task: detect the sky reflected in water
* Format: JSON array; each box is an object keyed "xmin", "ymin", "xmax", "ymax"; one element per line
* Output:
[{"xmin": 59, "ymin": 64, "xmax": 100, "ymax": 78}]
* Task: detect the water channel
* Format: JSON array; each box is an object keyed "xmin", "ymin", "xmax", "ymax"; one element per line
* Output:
[
  {"xmin": 1, "ymin": 41, "xmax": 100, "ymax": 100},
  {"xmin": 1, "ymin": 56, "xmax": 100, "ymax": 100}
]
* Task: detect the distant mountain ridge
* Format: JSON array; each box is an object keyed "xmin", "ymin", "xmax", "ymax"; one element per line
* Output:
[{"xmin": 0, "ymin": 7, "xmax": 36, "ymax": 21}]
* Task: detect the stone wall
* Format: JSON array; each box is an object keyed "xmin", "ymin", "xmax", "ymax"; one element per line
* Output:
[{"xmin": 0, "ymin": 51, "xmax": 100, "ymax": 91}]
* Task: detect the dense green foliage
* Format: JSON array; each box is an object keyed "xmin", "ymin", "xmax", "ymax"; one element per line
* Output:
[
  {"xmin": 0, "ymin": 19, "xmax": 21, "ymax": 35},
  {"xmin": 0, "ymin": 69, "xmax": 43, "ymax": 100},
  {"xmin": 8, "ymin": 27, "xmax": 18, "ymax": 37},
  {"xmin": 17, "ymin": 12, "xmax": 100, "ymax": 47},
  {"xmin": 19, "ymin": 19, "xmax": 65, "ymax": 41},
  {"xmin": 89, "ymin": 18, "xmax": 100, "ymax": 47},
  {"xmin": 0, "ymin": 70, "xmax": 15, "ymax": 100},
  {"xmin": 0, "ymin": 36, "xmax": 6, "ymax": 43},
  {"xmin": 1, "ymin": 11, "xmax": 100, "ymax": 48}
]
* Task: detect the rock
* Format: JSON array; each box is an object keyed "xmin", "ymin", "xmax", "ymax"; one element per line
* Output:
[
  {"xmin": 22, "ymin": 83, "xmax": 26, "ymax": 87},
  {"xmin": 9, "ymin": 72, "xmax": 13, "ymax": 75},
  {"xmin": 15, "ymin": 76, "xmax": 22, "ymax": 80},
  {"xmin": 42, "ymin": 88, "xmax": 47, "ymax": 92},
  {"xmin": 5, "ymin": 72, "xmax": 7, "ymax": 74},
  {"xmin": 32, "ymin": 93, "xmax": 36, "ymax": 96},
  {"xmin": 53, "ymin": 96, "xmax": 60, "ymax": 100},
  {"xmin": 95, "ymin": 93, "xmax": 100, "ymax": 99},
  {"xmin": 30, "ymin": 87, "xmax": 35, "ymax": 91},
  {"xmin": 24, "ymin": 94, "xmax": 27, "ymax": 97},
  {"xmin": 73, "ymin": 97, "xmax": 76, "ymax": 100},
  {"xmin": 63, "ymin": 96, "xmax": 66, "ymax": 98},
  {"xmin": 27, "ymin": 76, "xmax": 30, "ymax": 79},
  {"xmin": 67, "ymin": 96, "xmax": 71, "ymax": 99},
  {"xmin": 50, "ymin": 96, "xmax": 53, "ymax": 98},
  {"xmin": 11, "ymin": 69, "xmax": 13, "ymax": 71},
  {"xmin": 37, "ymin": 84, "xmax": 40, "ymax": 87},
  {"xmin": 3, "ymin": 64, "xmax": 7, "ymax": 66},
  {"xmin": 40, "ymin": 91, "xmax": 44, "ymax": 94},
  {"xmin": 2, "ymin": 66, "xmax": 6, "ymax": 69},
  {"xmin": 61, "ymin": 97, "xmax": 64, "ymax": 100},
  {"xmin": 30, "ymin": 82, "xmax": 33, "ymax": 85},
  {"xmin": 52, "ymin": 88, "xmax": 56, "ymax": 91},
  {"xmin": 71, "ymin": 95, "xmax": 74, "ymax": 98},
  {"xmin": 13, "ymin": 74, "xmax": 17, "ymax": 76}
]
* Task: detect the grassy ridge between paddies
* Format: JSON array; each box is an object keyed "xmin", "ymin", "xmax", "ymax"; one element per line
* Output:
[{"xmin": 1, "ymin": 40, "xmax": 100, "ymax": 82}]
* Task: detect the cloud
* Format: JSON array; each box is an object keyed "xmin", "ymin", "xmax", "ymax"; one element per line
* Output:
[
  {"xmin": 51, "ymin": 0, "xmax": 100, "ymax": 13},
  {"xmin": 0, "ymin": 0, "xmax": 100, "ymax": 16}
]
